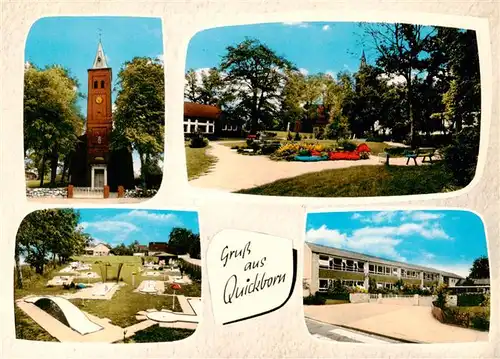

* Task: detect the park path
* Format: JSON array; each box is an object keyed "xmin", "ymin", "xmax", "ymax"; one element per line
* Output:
[
  {"xmin": 189, "ymin": 142, "xmax": 428, "ymax": 192},
  {"xmin": 304, "ymin": 303, "xmax": 489, "ymax": 343}
]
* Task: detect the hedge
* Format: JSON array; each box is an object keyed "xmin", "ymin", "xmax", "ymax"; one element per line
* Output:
[
  {"xmin": 457, "ymin": 293, "xmax": 485, "ymax": 307},
  {"xmin": 322, "ymin": 292, "xmax": 350, "ymax": 301}
]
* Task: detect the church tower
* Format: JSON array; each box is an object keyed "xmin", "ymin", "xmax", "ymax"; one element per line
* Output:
[
  {"xmin": 360, "ymin": 50, "xmax": 367, "ymax": 68},
  {"xmin": 86, "ymin": 41, "xmax": 113, "ymax": 189}
]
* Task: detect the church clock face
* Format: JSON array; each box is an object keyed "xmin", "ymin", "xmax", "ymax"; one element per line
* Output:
[{"xmin": 95, "ymin": 96, "xmax": 103, "ymax": 104}]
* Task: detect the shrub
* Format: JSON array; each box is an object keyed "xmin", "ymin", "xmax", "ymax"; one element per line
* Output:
[
  {"xmin": 263, "ymin": 132, "xmax": 277, "ymax": 138},
  {"xmin": 246, "ymin": 138, "xmax": 254, "ymax": 147},
  {"xmin": 457, "ymin": 293, "xmax": 485, "ymax": 307},
  {"xmin": 189, "ymin": 133, "xmax": 208, "ymax": 148},
  {"xmin": 338, "ymin": 140, "xmax": 357, "ymax": 152},
  {"xmin": 303, "ymin": 292, "xmax": 326, "ymax": 305},
  {"xmin": 230, "ymin": 145, "xmax": 240, "ymax": 150},
  {"xmin": 470, "ymin": 312, "xmax": 490, "ymax": 331},
  {"xmin": 359, "ymin": 152, "xmax": 370, "ymax": 159},
  {"xmin": 287, "ymin": 132, "xmax": 293, "ymax": 141},
  {"xmin": 294, "ymin": 132, "xmax": 302, "ymax": 141},
  {"xmin": 261, "ymin": 142, "xmax": 281, "ymax": 155},
  {"xmin": 434, "ymin": 284, "xmax": 448, "ymax": 309},
  {"xmin": 442, "ymin": 126, "xmax": 480, "ymax": 187}
]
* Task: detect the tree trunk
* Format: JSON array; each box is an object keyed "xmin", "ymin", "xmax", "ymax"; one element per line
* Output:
[
  {"xmin": 139, "ymin": 152, "xmax": 147, "ymax": 189},
  {"xmin": 14, "ymin": 247, "xmax": 23, "ymax": 289},
  {"xmin": 35, "ymin": 264, "xmax": 44, "ymax": 275},
  {"xmin": 60, "ymin": 155, "xmax": 69, "ymax": 184},
  {"xmin": 39, "ymin": 153, "xmax": 46, "ymax": 187},
  {"xmin": 50, "ymin": 146, "xmax": 59, "ymax": 185},
  {"xmin": 407, "ymin": 71, "xmax": 415, "ymax": 148}
]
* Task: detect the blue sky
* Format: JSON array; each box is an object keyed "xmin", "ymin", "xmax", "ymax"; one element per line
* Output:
[
  {"xmin": 78, "ymin": 208, "xmax": 199, "ymax": 247},
  {"xmin": 187, "ymin": 22, "xmax": 378, "ymax": 76},
  {"xmin": 306, "ymin": 210, "xmax": 488, "ymax": 277}
]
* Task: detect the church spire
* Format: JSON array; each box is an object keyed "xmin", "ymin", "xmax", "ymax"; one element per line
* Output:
[
  {"xmin": 360, "ymin": 49, "xmax": 367, "ymax": 68},
  {"xmin": 92, "ymin": 40, "xmax": 108, "ymax": 69}
]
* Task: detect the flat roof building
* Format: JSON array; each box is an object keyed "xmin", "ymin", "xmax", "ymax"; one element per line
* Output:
[{"xmin": 303, "ymin": 242, "xmax": 463, "ymax": 296}]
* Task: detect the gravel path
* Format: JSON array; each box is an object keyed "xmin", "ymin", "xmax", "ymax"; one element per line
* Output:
[{"xmin": 188, "ymin": 142, "xmax": 428, "ymax": 192}]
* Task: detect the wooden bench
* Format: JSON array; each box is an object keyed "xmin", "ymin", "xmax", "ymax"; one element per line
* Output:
[{"xmin": 379, "ymin": 147, "xmax": 437, "ymax": 166}]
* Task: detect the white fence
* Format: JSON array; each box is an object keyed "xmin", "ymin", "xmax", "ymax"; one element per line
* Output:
[{"xmin": 73, "ymin": 187, "xmax": 104, "ymax": 199}]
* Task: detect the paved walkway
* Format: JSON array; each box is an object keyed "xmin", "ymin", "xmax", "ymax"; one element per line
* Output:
[
  {"xmin": 189, "ymin": 142, "xmax": 429, "ymax": 192},
  {"xmin": 304, "ymin": 303, "xmax": 489, "ymax": 343},
  {"xmin": 306, "ymin": 318, "xmax": 400, "ymax": 343}
]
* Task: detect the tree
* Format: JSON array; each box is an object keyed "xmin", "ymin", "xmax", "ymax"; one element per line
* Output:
[
  {"xmin": 168, "ymin": 228, "xmax": 199, "ymax": 256},
  {"xmin": 468, "ymin": 256, "xmax": 489, "ymax": 279},
  {"xmin": 16, "ymin": 209, "xmax": 88, "ymax": 277},
  {"xmin": 219, "ymin": 39, "xmax": 295, "ymax": 132},
  {"xmin": 24, "ymin": 65, "xmax": 84, "ymax": 186},
  {"xmin": 112, "ymin": 57, "xmax": 165, "ymax": 188},
  {"xmin": 184, "ymin": 69, "xmax": 199, "ymax": 102},
  {"xmin": 362, "ymin": 23, "xmax": 436, "ymax": 147}
]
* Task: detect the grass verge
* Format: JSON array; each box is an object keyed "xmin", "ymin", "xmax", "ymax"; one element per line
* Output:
[
  {"xmin": 236, "ymin": 163, "xmax": 456, "ymax": 197},
  {"xmin": 185, "ymin": 146, "xmax": 218, "ymax": 180}
]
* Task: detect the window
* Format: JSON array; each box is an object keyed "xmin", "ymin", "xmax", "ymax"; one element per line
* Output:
[
  {"xmin": 319, "ymin": 279, "xmax": 328, "ymax": 291},
  {"xmin": 183, "ymin": 124, "xmax": 187, "ymax": 133},
  {"xmin": 369, "ymin": 264, "xmax": 375, "ymax": 273},
  {"xmin": 93, "ymin": 80, "xmax": 98, "ymax": 89},
  {"xmin": 100, "ymin": 80, "xmax": 105, "ymax": 88},
  {"xmin": 385, "ymin": 267, "xmax": 391, "ymax": 275}
]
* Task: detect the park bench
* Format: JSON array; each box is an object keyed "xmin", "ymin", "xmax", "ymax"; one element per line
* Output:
[{"xmin": 379, "ymin": 147, "xmax": 437, "ymax": 166}]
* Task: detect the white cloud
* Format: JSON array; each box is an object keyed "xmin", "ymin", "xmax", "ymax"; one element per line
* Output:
[
  {"xmin": 116, "ymin": 210, "xmax": 181, "ymax": 225},
  {"xmin": 322, "ymin": 25, "xmax": 330, "ymax": 31},
  {"xmin": 356, "ymin": 211, "xmax": 397, "ymax": 224},
  {"xmin": 306, "ymin": 225, "xmax": 406, "ymax": 262},
  {"xmin": 80, "ymin": 220, "xmax": 138, "ymax": 233},
  {"xmin": 299, "ymin": 68, "xmax": 309, "ymax": 76},
  {"xmin": 405, "ymin": 211, "xmax": 442, "ymax": 222},
  {"xmin": 325, "ymin": 70, "xmax": 336, "ymax": 79},
  {"xmin": 282, "ymin": 21, "xmax": 309, "ymax": 28}
]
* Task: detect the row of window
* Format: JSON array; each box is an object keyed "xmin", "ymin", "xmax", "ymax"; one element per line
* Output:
[{"xmin": 318, "ymin": 254, "xmax": 440, "ymax": 279}]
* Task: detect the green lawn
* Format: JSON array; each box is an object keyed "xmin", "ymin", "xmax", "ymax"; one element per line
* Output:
[
  {"xmin": 185, "ymin": 145, "xmax": 218, "ymax": 180},
  {"xmin": 15, "ymin": 307, "xmax": 58, "ymax": 342},
  {"xmin": 26, "ymin": 175, "xmax": 66, "ymax": 188},
  {"xmin": 236, "ymin": 163, "xmax": 456, "ymax": 197}
]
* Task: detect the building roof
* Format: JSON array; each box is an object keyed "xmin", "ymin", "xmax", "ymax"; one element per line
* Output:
[
  {"xmin": 184, "ymin": 102, "xmax": 221, "ymax": 119},
  {"xmin": 92, "ymin": 41, "xmax": 109, "ymax": 69},
  {"xmin": 306, "ymin": 242, "xmax": 463, "ymax": 279}
]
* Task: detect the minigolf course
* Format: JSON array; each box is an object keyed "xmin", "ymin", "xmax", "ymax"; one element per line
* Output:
[{"xmin": 24, "ymin": 296, "xmax": 102, "ymax": 335}]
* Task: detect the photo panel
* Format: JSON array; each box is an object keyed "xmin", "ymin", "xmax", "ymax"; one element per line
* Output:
[
  {"xmin": 24, "ymin": 16, "xmax": 165, "ymax": 203},
  {"xmin": 303, "ymin": 209, "xmax": 490, "ymax": 344},
  {"xmin": 183, "ymin": 21, "xmax": 482, "ymax": 198},
  {"xmin": 14, "ymin": 208, "xmax": 201, "ymax": 343}
]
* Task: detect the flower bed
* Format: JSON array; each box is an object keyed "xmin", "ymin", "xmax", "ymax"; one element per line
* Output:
[{"xmin": 270, "ymin": 141, "xmax": 371, "ymax": 162}]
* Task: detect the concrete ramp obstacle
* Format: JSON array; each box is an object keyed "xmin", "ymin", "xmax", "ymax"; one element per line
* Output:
[{"xmin": 24, "ymin": 296, "xmax": 102, "ymax": 335}]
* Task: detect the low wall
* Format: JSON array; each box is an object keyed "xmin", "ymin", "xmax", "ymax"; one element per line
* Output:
[
  {"xmin": 349, "ymin": 293, "xmax": 370, "ymax": 303},
  {"xmin": 26, "ymin": 187, "xmax": 67, "ymax": 198}
]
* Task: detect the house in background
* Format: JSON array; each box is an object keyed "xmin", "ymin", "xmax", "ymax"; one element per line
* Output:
[
  {"xmin": 303, "ymin": 242, "xmax": 463, "ymax": 296},
  {"xmin": 183, "ymin": 102, "xmax": 241, "ymax": 137},
  {"xmin": 84, "ymin": 242, "xmax": 111, "ymax": 256}
]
